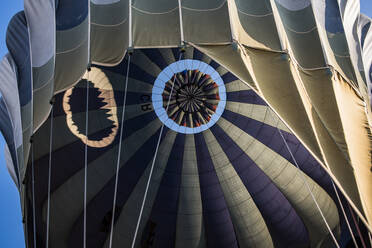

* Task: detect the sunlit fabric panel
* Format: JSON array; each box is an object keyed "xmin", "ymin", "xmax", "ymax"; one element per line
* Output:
[
  {"xmin": 198, "ymin": 45, "xmax": 323, "ymax": 161},
  {"xmin": 24, "ymin": 0, "xmax": 56, "ymax": 131},
  {"xmin": 181, "ymin": 0, "xmax": 231, "ymax": 45},
  {"xmin": 227, "ymin": 0, "xmax": 282, "ymax": 51},
  {"xmin": 194, "ymin": 41, "xmax": 369, "ymax": 230},
  {"xmin": 132, "ymin": 0, "xmax": 181, "ymax": 47},
  {"xmin": 5, "ymin": 11, "xmax": 33, "ymax": 178},
  {"xmin": 90, "ymin": 0, "xmax": 129, "ymax": 66},
  {"xmin": 0, "ymin": 55, "xmax": 23, "ymax": 186},
  {"xmin": 24, "ymin": 48, "xmax": 344, "ymax": 248},
  {"xmin": 296, "ymin": 68, "xmax": 365, "ymax": 216},
  {"xmin": 54, "ymin": 0, "xmax": 89, "ymax": 92},
  {"xmin": 331, "ymin": 71, "xmax": 372, "ymax": 230}
]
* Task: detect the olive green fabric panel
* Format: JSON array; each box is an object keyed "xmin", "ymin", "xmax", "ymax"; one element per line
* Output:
[
  {"xmin": 132, "ymin": 0, "xmax": 180, "ymax": 47},
  {"xmin": 90, "ymin": 0, "xmax": 129, "ymax": 65},
  {"xmin": 234, "ymin": 0, "xmax": 281, "ymax": 50},
  {"xmin": 182, "ymin": 1, "xmax": 231, "ymax": 44},
  {"xmin": 55, "ymin": 39, "xmax": 89, "ymax": 92},
  {"xmin": 32, "ymin": 57, "xmax": 54, "ymax": 91},
  {"xmin": 55, "ymin": 18, "xmax": 89, "ymax": 93},
  {"xmin": 274, "ymin": 3, "xmax": 326, "ymax": 69},
  {"xmin": 91, "ymin": 0, "xmax": 127, "ymax": 25},
  {"xmin": 227, "ymin": 0, "xmax": 281, "ymax": 51},
  {"xmin": 32, "ymin": 57, "xmax": 54, "ymax": 131},
  {"xmin": 33, "ymin": 78, "xmax": 53, "ymax": 132}
]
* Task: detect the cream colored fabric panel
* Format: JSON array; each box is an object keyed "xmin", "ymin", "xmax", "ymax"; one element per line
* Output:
[
  {"xmin": 227, "ymin": 0, "xmax": 281, "ymax": 51},
  {"xmin": 132, "ymin": 0, "xmax": 180, "ymax": 47},
  {"xmin": 203, "ymin": 129, "xmax": 274, "ymax": 247},
  {"xmin": 182, "ymin": 0, "xmax": 231, "ymax": 44},
  {"xmin": 106, "ymin": 131, "xmax": 177, "ymax": 247},
  {"xmin": 225, "ymin": 101, "xmax": 291, "ymax": 133},
  {"xmin": 175, "ymin": 135, "xmax": 206, "ymax": 248},
  {"xmin": 90, "ymin": 0, "xmax": 129, "ymax": 65},
  {"xmin": 217, "ymin": 117, "xmax": 340, "ymax": 246},
  {"xmin": 332, "ymin": 72, "xmax": 372, "ymax": 229},
  {"xmin": 298, "ymin": 69, "xmax": 349, "ymax": 160}
]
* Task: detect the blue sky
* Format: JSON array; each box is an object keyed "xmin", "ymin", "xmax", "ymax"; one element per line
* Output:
[
  {"xmin": 0, "ymin": 2, "xmax": 25, "ymax": 248},
  {"xmin": 0, "ymin": 1, "xmax": 371, "ymax": 248}
]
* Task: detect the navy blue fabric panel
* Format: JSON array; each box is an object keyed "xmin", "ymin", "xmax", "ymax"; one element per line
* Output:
[
  {"xmin": 194, "ymin": 133, "xmax": 238, "ymax": 248},
  {"xmin": 193, "ymin": 48, "xmax": 204, "ymax": 61},
  {"xmin": 0, "ymin": 99, "xmax": 15, "ymax": 151},
  {"xmin": 210, "ymin": 124, "xmax": 309, "ymax": 247},
  {"xmin": 0, "ymin": 99, "xmax": 19, "ymax": 184},
  {"xmin": 99, "ymin": 57, "xmax": 156, "ymax": 85},
  {"xmin": 208, "ymin": 60, "xmax": 219, "ymax": 70},
  {"xmin": 129, "ymin": 62, "xmax": 156, "ymax": 85},
  {"xmin": 226, "ymin": 90, "xmax": 267, "ymax": 105},
  {"xmin": 142, "ymin": 133, "xmax": 185, "ymax": 247},
  {"xmin": 171, "ymin": 48, "xmax": 180, "ymax": 62},
  {"xmin": 361, "ymin": 22, "xmax": 370, "ymax": 48},
  {"xmin": 325, "ymin": 0, "xmax": 345, "ymax": 33},
  {"xmin": 222, "ymin": 109, "xmax": 333, "ymax": 194},
  {"xmin": 56, "ymin": 0, "xmax": 88, "ymax": 30},
  {"xmin": 53, "ymin": 87, "xmax": 151, "ymax": 118},
  {"xmin": 68, "ymin": 128, "xmax": 167, "ymax": 247},
  {"xmin": 6, "ymin": 11, "xmax": 32, "ymax": 106},
  {"xmin": 33, "ymin": 108, "xmax": 158, "ymax": 199},
  {"xmin": 141, "ymin": 49, "xmax": 169, "ymax": 71},
  {"xmin": 221, "ymin": 72, "xmax": 239, "ymax": 84}
]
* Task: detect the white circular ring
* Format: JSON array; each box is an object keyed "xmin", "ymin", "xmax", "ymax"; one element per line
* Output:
[{"xmin": 152, "ymin": 59, "xmax": 226, "ymax": 134}]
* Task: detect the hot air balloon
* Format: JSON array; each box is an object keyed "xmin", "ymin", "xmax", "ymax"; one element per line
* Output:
[{"xmin": 0, "ymin": 0, "xmax": 371, "ymax": 248}]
